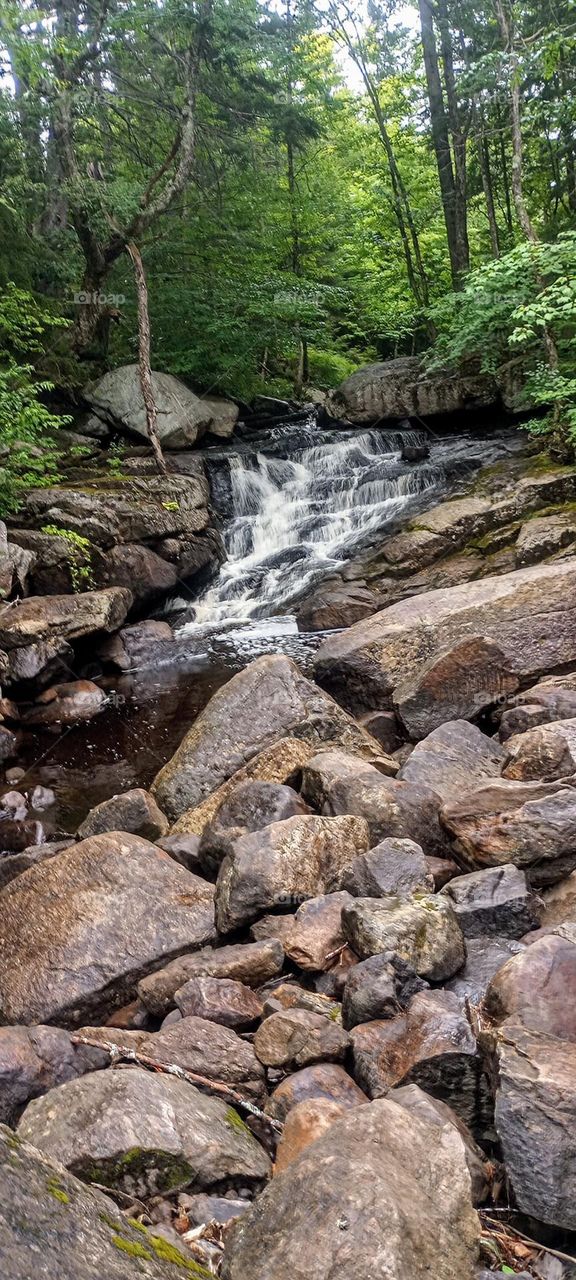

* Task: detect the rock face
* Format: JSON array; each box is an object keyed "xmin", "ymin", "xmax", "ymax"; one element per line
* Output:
[
  {"xmin": 342, "ymin": 838, "xmax": 433, "ymax": 898},
  {"xmin": 152, "ymin": 654, "xmax": 384, "ymax": 822},
  {"xmin": 0, "ymin": 588, "xmax": 132, "ymax": 682},
  {"xmin": 441, "ymin": 865, "xmax": 542, "ymax": 939},
  {"xmin": 18, "ymin": 1067, "xmax": 271, "ymax": 1196},
  {"xmin": 440, "ymin": 777, "xmax": 576, "ymax": 885},
  {"xmin": 222, "ymin": 1097, "xmax": 480, "ymax": 1280},
  {"xmin": 398, "ymin": 722, "xmax": 506, "ymax": 806},
  {"xmin": 254, "ymin": 1009, "xmax": 349, "ymax": 1070},
  {"xmin": 137, "ymin": 939, "xmax": 284, "ymax": 1016},
  {"xmin": 77, "ymin": 788, "xmax": 169, "ymax": 841},
  {"xmin": 314, "ymin": 559, "xmax": 576, "ymax": 719},
  {"xmin": 503, "ymin": 718, "xmax": 576, "ymax": 781},
  {"xmin": 0, "ymin": 833, "xmax": 215, "ymax": 1025},
  {"xmin": 0, "ymin": 1025, "xmax": 106, "ymax": 1125},
  {"xmin": 84, "ymin": 365, "xmax": 215, "ymax": 448},
  {"xmin": 343, "ymin": 893, "xmax": 465, "ymax": 981},
  {"xmin": 483, "ymin": 933, "xmax": 576, "ymax": 1041},
  {"xmin": 394, "ymin": 638, "xmax": 519, "ymax": 739},
  {"xmin": 301, "ymin": 750, "xmax": 444, "ymax": 854},
  {"xmin": 0, "ymin": 1123, "xmax": 204, "ymax": 1280},
  {"xmin": 215, "ymin": 814, "xmax": 369, "ymax": 934},
  {"xmin": 326, "ymin": 355, "xmax": 496, "ymax": 424}
]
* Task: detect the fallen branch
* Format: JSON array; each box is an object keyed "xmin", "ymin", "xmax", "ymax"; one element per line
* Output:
[
  {"xmin": 71, "ymin": 1033, "xmax": 282, "ymax": 1136},
  {"xmin": 481, "ymin": 1212, "xmax": 576, "ymax": 1267}
]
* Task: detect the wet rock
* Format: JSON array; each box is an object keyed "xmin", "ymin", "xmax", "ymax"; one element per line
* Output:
[
  {"xmin": 394, "ymin": 638, "xmax": 519, "ymax": 740},
  {"xmin": 0, "ymin": 1123, "xmax": 202, "ymax": 1280},
  {"xmin": 29, "ymin": 784, "xmax": 55, "ymax": 811},
  {"xmin": 171, "ymin": 736, "xmax": 318, "ymax": 837},
  {"xmin": 0, "ymin": 816, "xmax": 44, "ymax": 854},
  {"xmin": 198, "ymin": 780, "xmax": 309, "ymax": 876},
  {"xmin": 222, "ymin": 1094, "xmax": 480, "ymax": 1280},
  {"xmin": 445, "ymin": 936, "xmax": 525, "ymax": 1004},
  {"xmin": 138, "ymin": 939, "xmax": 284, "ymax": 1016},
  {"xmin": 296, "ymin": 583, "xmax": 379, "ymax": 632},
  {"xmin": 265, "ymin": 1063, "xmax": 367, "ymax": 1123},
  {"xmin": 398, "ymin": 721, "xmax": 506, "ymax": 805},
  {"xmin": 215, "ymin": 814, "xmax": 369, "ymax": 934},
  {"xmin": 343, "ymin": 893, "xmax": 465, "ymax": 981},
  {"xmin": 349, "ymin": 990, "xmax": 480, "ymax": 1129},
  {"xmin": 254, "ymin": 1008, "xmax": 349, "ymax": 1070},
  {"xmin": 327, "ymin": 354, "xmax": 496, "ymax": 422},
  {"xmin": 484, "ymin": 933, "xmax": 576, "ymax": 1040},
  {"xmin": 174, "ymin": 977, "xmax": 263, "ymax": 1029},
  {"xmin": 441, "ymin": 865, "xmax": 542, "ymax": 939},
  {"xmin": 85, "ymin": 365, "xmax": 214, "ymax": 447},
  {"xmin": 152, "ymin": 654, "xmax": 384, "ymax": 822},
  {"xmin": 441, "ymin": 777, "xmax": 576, "ymax": 886},
  {"xmin": 301, "ymin": 749, "xmax": 444, "ymax": 855},
  {"xmin": 0, "ymin": 589, "xmax": 132, "ymax": 684},
  {"xmin": 77, "ymin": 788, "xmax": 169, "ymax": 841},
  {"xmin": 342, "ymin": 951, "xmax": 427, "ymax": 1030},
  {"xmin": 392, "ymin": 1084, "xmax": 488, "ymax": 1205},
  {"xmin": 155, "ymin": 832, "xmax": 202, "ymax": 873},
  {"xmin": 0, "ymin": 1024, "xmax": 106, "ymax": 1125},
  {"xmin": 503, "ymin": 717, "xmax": 576, "ymax": 781},
  {"xmin": 0, "ymin": 838, "xmax": 72, "ymax": 889},
  {"xmin": 18, "ymin": 1066, "xmax": 271, "ymax": 1196},
  {"xmin": 342, "ymin": 837, "xmax": 433, "ymax": 898},
  {"xmin": 315, "ymin": 559, "xmax": 576, "ymax": 715},
  {"xmin": 0, "ymin": 833, "xmax": 215, "ymax": 1025},
  {"xmin": 494, "ymin": 1021, "xmax": 576, "ymax": 1229},
  {"xmin": 273, "ymin": 1098, "xmax": 345, "ymax": 1174},
  {"xmin": 98, "ymin": 619, "xmax": 174, "ymax": 671}
]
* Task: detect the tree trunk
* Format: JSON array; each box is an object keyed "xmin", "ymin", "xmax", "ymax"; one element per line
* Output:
[
  {"xmin": 126, "ymin": 242, "xmax": 167, "ymax": 475},
  {"xmin": 477, "ymin": 112, "xmax": 500, "ymax": 257},
  {"xmin": 418, "ymin": 0, "xmax": 467, "ymax": 285},
  {"xmin": 494, "ymin": 0, "xmax": 537, "ymax": 243},
  {"xmin": 436, "ymin": 0, "xmax": 470, "ymax": 275}
]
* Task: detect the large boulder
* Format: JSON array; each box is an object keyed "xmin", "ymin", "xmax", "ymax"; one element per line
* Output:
[
  {"xmin": 0, "ymin": 1025, "xmax": 106, "ymax": 1125},
  {"xmin": 0, "ymin": 1123, "xmax": 208, "ymax": 1280},
  {"xmin": 392, "ymin": 1084, "xmax": 488, "ymax": 1205},
  {"xmin": 398, "ymin": 722, "xmax": 506, "ymax": 806},
  {"xmin": 326, "ymin": 355, "xmax": 496, "ymax": 424},
  {"xmin": 314, "ymin": 560, "xmax": 576, "ymax": 719},
  {"xmin": 342, "ymin": 893, "xmax": 465, "ymax": 981},
  {"xmin": 394, "ymin": 637, "xmax": 519, "ymax": 739},
  {"xmin": 215, "ymin": 815, "xmax": 369, "ymax": 934},
  {"xmin": 503, "ymin": 718, "xmax": 576, "ymax": 781},
  {"xmin": 441, "ymin": 865, "xmax": 542, "ymax": 939},
  {"xmin": 152, "ymin": 655, "xmax": 385, "ymax": 822},
  {"xmin": 440, "ymin": 777, "xmax": 576, "ymax": 886},
  {"xmin": 222, "ymin": 1097, "xmax": 480, "ymax": 1280},
  {"xmin": 84, "ymin": 365, "xmax": 215, "ymax": 448},
  {"xmin": 0, "ymin": 833, "xmax": 215, "ymax": 1025},
  {"xmin": 138, "ymin": 939, "xmax": 285, "ymax": 1016},
  {"xmin": 483, "ymin": 933, "xmax": 576, "ymax": 1041},
  {"xmin": 0, "ymin": 588, "xmax": 131, "ymax": 683},
  {"xmin": 17, "ymin": 1066, "xmax": 271, "ymax": 1196},
  {"xmin": 171, "ymin": 737, "xmax": 319, "ymax": 837}
]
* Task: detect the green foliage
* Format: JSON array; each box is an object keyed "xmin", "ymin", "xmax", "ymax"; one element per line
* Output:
[{"xmin": 40, "ymin": 525, "xmax": 95, "ymax": 591}]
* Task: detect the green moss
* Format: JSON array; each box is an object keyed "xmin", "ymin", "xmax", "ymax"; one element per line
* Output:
[
  {"xmin": 127, "ymin": 1217, "xmax": 149, "ymax": 1233},
  {"xmin": 5, "ymin": 1132, "xmax": 22, "ymax": 1151},
  {"xmin": 148, "ymin": 1235, "xmax": 212, "ymax": 1276},
  {"xmin": 224, "ymin": 1105, "xmax": 250, "ymax": 1135},
  {"xmin": 112, "ymin": 1235, "xmax": 153, "ymax": 1260}
]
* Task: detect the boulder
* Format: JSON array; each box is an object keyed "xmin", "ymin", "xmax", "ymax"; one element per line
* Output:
[
  {"xmin": 441, "ymin": 865, "xmax": 542, "ymax": 939},
  {"xmin": 171, "ymin": 737, "xmax": 318, "ymax": 836},
  {"xmin": 198, "ymin": 781, "xmax": 309, "ymax": 876},
  {"xmin": 152, "ymin": 655, "xmax": 385, "ymax": 822},
  {"xmin": 342, "ymin": 952, "xmax": 428, "ymax": 1030},
  {"xmin": 222, "ymin": 1096, "xmax": 480, "ymax": 1280},
  {"xmin": 84, "ymin": 365, "xmax": 214, "ymax": 447},
  {"xmin": 499, "ymin": 679, "xmax": 576, "ymax": 740},
  {"xmin": 202, "ymin": 395, "xmax": 239, "ymax": 439},
  {"xmin": 349, "ymin": 991, "xmax": 480, "ymax": 1129},
  {"xmin": 326, "ymin": 354, "xmax": 496, "ymax": 423},
  {"xmin": 342, "ymin": 837, "xmax": 433, "ymax": 898},
  {"xmin": 22, "ymin": 680, "xmax": 106, "ymax": 727},
  {"xmin": 174, "ymin": 977, "xmax": 263, "ymax": 1029},
  {"xmin": 440, "ymin": 777, "xmax": 576, "ymax": 886},
  {"xmin": 8, "ymin": 527, "xmax": 106, "ymax": 596},
  {"xmin": 18, "ymin": 1066, "xmax": 271, "ymax": 1196},
  {"xmin": 0, "ymin": 838, "xmax": 72, "ymax": 889},
  {"xmin": 0, "ymin": 1123, "xmax": 206, "ymax": 1280},
  {"xmin": 0, "ymin": 1024, "xmax": 106, "ymax": 1125},
  {"xmin": 301, "ymin": 750, "xmax": 444, "ymax": 855},
  {"xmin": 262, "ymin": 892, "xmax": 353, "ymax": 972},
  {"xmin": 23, "ymin": 473, "xmax": 209, "ymax": 546},
  {"xmin": 515, "ymin": 511, "xmax": 576, "ymax": 566},
  {"xmin": 503, "ymin": 718, "xmax": 576, "ymax": 781},
  {"xmin": 215, "ymin": 814, "xmax": 369, "ymax": 934},
  {"xmin": 494, "ymin": 1021, "xmax": 576, "ymax": 1229},
  {"xmin": 101, "ymin": 543, "xmax": 178, "ymax": 604},
  {"xmin": 98, "ymin": 619, "xmax": 174, "ymax": 671},
  {"xmin": 483, "ymin": 933, "xmax": 576, "ymax": 1041},
  {"xmin": 265, "ymin": 1063, "xmax": 367, "ymax": 1123},
  {"xmin": 273, "ymin": 1098, "xmax": 346, "ymax": 1174},
  {"xmin": 137, "ymin": 939, "xmax": 285, "ymax": 1016},
  {"xmin": 155, "ymin": 832, "xmax": 202, "ymax": 873},
  {"xmin": 314, "ymin": 560, "xmax": 576, "ymax": 716},
  {"xmin": 342, "ymin": 893, "xmax": 465, "ymax": 981},
  {"xmin": 0, "ymin": 833, "xmax": 215, "ymax": 1025},
  {"xmin": 393, "ymin": 638, "xmax": 519, "ymax": 739},
  {"xmin": 0, "ymin": 588, "xmax": 131, "ymax": 683},
  {"xmin": 296, "ymin": 584, "xmax": 379, "ymax": 632},
  {"xmin": 359, "ymin": 709, "xmax": 403, "ymax": 753},
  {"xmin": 398, "ymin": 721, "xmax": 506, "ymax": 806},
  {"xmin": 445, "ymin": 936, "xmax": 525, "ymax": 1004},
  {"xmin": 392, "ymin": 1084, "xmax": 488, "ymax": 1205},
  {"xmin": 77, "ymin": 788, "xmax": 169, "ymax": 841},
  {"xmin": 254, "ymin": 1008, "xmax": 349, "ymax": 1070}
]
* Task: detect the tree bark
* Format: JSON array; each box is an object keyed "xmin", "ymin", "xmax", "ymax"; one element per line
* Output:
[
  {"xmin": 126, "ymin": 242, "xmax": 167, "ymax": 475},
  {"xmin": 494, "ymin": 0, "xmax": 537, "ymax": 243},
  {"xmin": 418, "ymin": 0, "xmax": 468, "ymax": 285},
  {"xmin": 476, "ymin": 107, "xmax": 500, "ymax": 257},
  {"xmin": 436, "ymin": 0, "xmax": 470, "ymax": 274}
]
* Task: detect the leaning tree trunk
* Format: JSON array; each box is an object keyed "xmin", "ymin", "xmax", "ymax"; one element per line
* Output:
[{"xmin": 126, "ymin": 242, "xmax": 167, "ymax": 475}]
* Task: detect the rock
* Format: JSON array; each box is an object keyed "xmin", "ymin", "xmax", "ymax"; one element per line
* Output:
[
  {"xmin": 24, "ymin": 473, "xmax": 209, "ymax": 546},
  {"xmin": 483, "ymin": 933, "xmax": 576, "ymax": 1040},
  {"xmin": 440, "ymin": 777, "xmax": 576, "ymax": 886},
  {"xmin": 540, "ymin": 872, "xmax": 576, "ymax": 927},
  {"xmin": 503, "ymin": 718, "xmax": 576, "ymax": 781},
  {"xmin": 0, "ymin": 589, "xmax": 132, "ymax": 684},
  {"xmin": 155, "ymin": 832, "xmax": 202, "ymax": 873},
  {"xmin": 0, "ymin": 1123, "xmax": 206, "ymax": 1280},
  {"xmin": 515, "ymin": 511, "xmax": 576, "ymax": 566},
  {"xmin": 261, "ymin": 985, "xmax": 340, "ymax": 1020},
  {"xmin": 98, "ymin": 619, "xmax": 174, "ymax": 671},
  {"xmin": 349, "ymin": 990, "xmax": 480, "ymax": 1129},
  {"xmin": 441, "ymin": 865, "xmax": 542, "ymax": 939},
  {"xmin": 202, "ymin": 395, "xmax": 239, "ymax": 438},
  {"xmin": 138, "ymin": 939, "xmax": 284, "ymax": 1016},
  {"xmin": 398, "ymin": 721, "xmax": 506, "ymax": 805},
  {"xmin": 359, "ymin": 709, "xmax": 403, "ymax": 753},
  {"xmin": 0, "ymin": 833, "xmax": 215, "ymax": 1025},
  {"xmin": 254, "ymin": 1009, "xmax": 349, "ymax": 1070},
  {"xmin": 342, "ymin": 952, "xmax": 428, "ymax": 1030},
  {"xmin": 499, "ymin": 679, "xmax": 576, "ymax": 740},
  {"xmin": 0, "ymin": 1024, "xmax": 106, "ymax": 1125},
  {"xmin": 0, "ymin": 725, "xmax": 17, "ymax": 762},
  {"xmin": 315, "ymin": 559, "xmax": 576, "ymax": 716},
  {"xmin": 101, "ymin": 543, "xmax": 178, "ymax": 605},
  {"xmin": 18, "ymin": 1066, "xmax": 271, "ymax": 1196},
  {"xmin": 22, "ymin": 680, "xmax": 107, "ymax": 728},
  {"xmin": 296, "ymin": 584, "xmax": 379, "ymax": 632},
  {"xmin": 394, "ymin": 638, "xmax": 519, "ymax": 739},
  {"xmin": 426, "ymin": 855, "xmax": 460, "ymax": 889},
  {"xmin": 84, "ymin": 365, "xmax": 214, "ymax": 447},
  {"xmin": 301, "ymin": 750, "xmax": 444, "ymax": 855},
  {"xmin": 271, "ymin": 892, "xmax": 352, "ymax": 971},
  {"xmin": 0, "ymin": 838, "xmax": 72, "ymax": 889},
  {"xmin": 77, "ymin": 788, "xmax": 169, "ymax": 841},
  {"xmin": 215, "ymin": 815, "xmax": 370, "ymax": 933},
  {"xmin": 265, "ymin": 1063, "xmax": 367, "ymax": 1123},
  {"xmin": 392, "ymin": 1084, "xmax": 488, "ymax": 1205},
  {"xmin": 181, "ymin": 1193, "xmax": 251, "ymax": 1226},
  {"xmin": 0, "ymin": 816, "xmax": 44, "ymax": 854},
  {"xmin": 198, "ymin": 781, "xmax": 309, "ymax": 876},
  {"xmin": 171, "ymin": 737, "xmax": 318, "ymax": 837},
  {"xmin": 445, "ymin": 936, "xmax": 525, "ymax": 1004},
  {"xmin": 342, "ymin": 893, "xmax": 465, "ymax": 981},
  {"xmin": 273, "ymin": 1098, "xmax": 345, "ymax": 1174},
  {"xmin": 153, "ymin": 655, "xmax": 385, "ymax": 822},
  {"xmin": 326, "ymin": 354, "xmax": 496, "ymax": 423},
  {"xmin": 105, "ymin": 999, "xmax": 150, "ymax": 1030},
  {"xmin": 174, "ymin": 977, "xmax": 263, "ymax": 1029},
  {"xmin": 341, "ymin": 837, "xmax": 433, "ymax": 898},
  {"xmin": 222, "ymin": 1095, "xmax": 480, "ymax": 1280},
  {"xmin": 493, "ymin": 1021, "xmax": 576, "ymax": 1229}
]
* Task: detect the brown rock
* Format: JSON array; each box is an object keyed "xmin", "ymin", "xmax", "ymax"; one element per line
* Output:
[
  {"xmin": 265, "ymin": 1063, "xmax": 367, "ymax": 1124},
  {"xmin": 441, "ymin": 777, "xmax": 576, "ymax": 885},
  {"xmin": 137, "ymin": 939, "xmax": 285, "ymax": 1016},
  {"xmin": 280, "ymin": 892, "xmax": 352, "ymax": 971},
  {"xmin": 77, "ymin": 788, "xmax": 169, "ymax": 841},
  {"xmin": 483, "ymin": 933, "xmax": 576, "ymax": 1041},
  {"xmin": 0, "ymin": 1024, "xmax": 106, "ymax": 1125},
  {"xmin": 273, "ymin": 1098, "xmax": 345, "ymax": 1174},
  {"xmin": 392, "ymin": 1083, "xmax": 488, "ymax": 1205},
  {"xmin": 398, "ymin": 721, "xmax": 506, "ymax": 805},
  {"xmin": 343, "ymin": 893, "xmax": 465, "ymax": 981},
  {"xmin": 541, "ymin": 872, "xmax": 576, "ymax": 927},
  {"xmin": 394, "ymin": 638, "xmax": 519, "ymax": 739},
  {"xmin": 170, "ymin": 737, "xmax": 317, "ymax": 837},
  {"xmin": 503, "ymin": 718, "xmax": 576, "ymax": 782},
  {"xmin": 22, "ymin": 680, "xmax": 106, "ymax": 727},
  {"xmin": 254, "ymin": 1008, "xmax": 349, "ymax": 1070},
  {"xmin": 198, "ymin": 781, "xmax": 309, "ymax": 876},
  {"xmin": 174, "ymin": 977, "xmax": 263, "ymax": 1029}
]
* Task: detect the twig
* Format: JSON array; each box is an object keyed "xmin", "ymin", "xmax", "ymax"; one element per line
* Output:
[
  {"xmin": 70, "ymin": 1034, "xmax": 282, "ymax": 1135},
  {"xmin": 481, "ymin": 1213, "xmax": 576, "ymax": 1266}
]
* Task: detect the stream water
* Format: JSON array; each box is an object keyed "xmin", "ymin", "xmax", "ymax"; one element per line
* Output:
[{"xmin": 15, "ymin": 416, "xmax": 522, "ymax": 831}]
